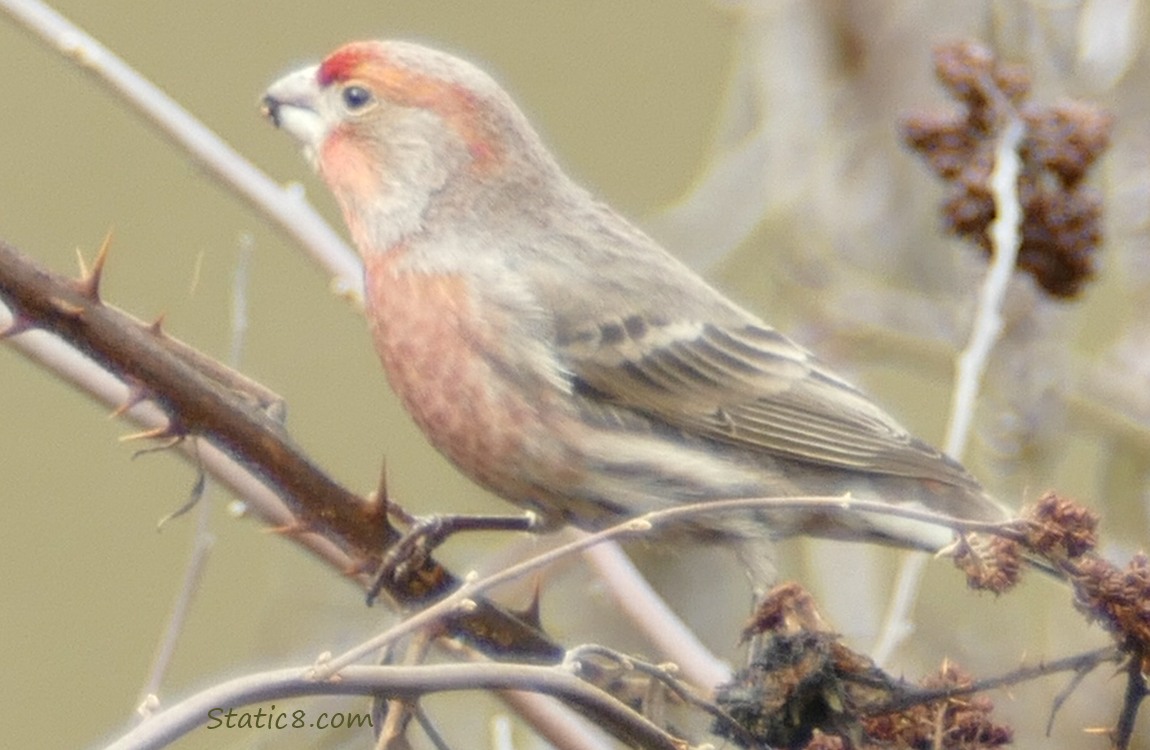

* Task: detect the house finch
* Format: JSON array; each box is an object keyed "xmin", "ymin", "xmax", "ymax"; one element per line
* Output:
[{"xmin": 261, "ymin": 41, "xmax": 1012, "ymax": 573}]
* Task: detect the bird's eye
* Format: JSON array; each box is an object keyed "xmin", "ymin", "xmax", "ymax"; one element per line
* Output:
[{"xmin": 341, "ymin": 84, "xmax": 375, "ymax": 113}]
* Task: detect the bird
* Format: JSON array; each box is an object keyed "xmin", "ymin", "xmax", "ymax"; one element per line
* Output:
[{"xmin": 261, "ymin": 40, "xmax": 1013, "ymax": 583}]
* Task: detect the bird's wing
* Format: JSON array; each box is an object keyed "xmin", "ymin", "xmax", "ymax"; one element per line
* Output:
[{"xmin": 560, "ymin": 315, "xmax": 980, "ymax": 491}]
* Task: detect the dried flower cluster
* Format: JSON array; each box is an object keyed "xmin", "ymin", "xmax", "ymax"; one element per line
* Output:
[
  {"xmin": 957, "ymin": 491, "xmax": 1147, "ymax": 676},
  {"xmin": 902, "ymin": 40, "xmax": 1113, "ymax": 298},
  {"xmin": 719, "ymin": 584, "xmax": 882, "ymax": 748},
  {"xmin": 861, "ymin": 661, "xmax": 1012, "ymax": 749},
  {"xmin": 952, "ymin": 534, "xmax": 1024, "ymax": 594},
  {"xmin": 956, "ymin": 492, "xmax": 1100, "ymax": 593},
  {"xmin": 717, "ymin": 584, "xmax": 1011, "ymax": 749},
  {"xmin": 1073, "ymin": 554, "xmax": 1150, "ymax": 672},
  {"xmin": 1022, "ymin": 491, "xmax": 1100, "ymax": 560}
]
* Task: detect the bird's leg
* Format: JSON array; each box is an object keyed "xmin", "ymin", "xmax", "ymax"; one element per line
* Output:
[{"xmin": 367, "ymin": 512, "xmax": 541, "ymax": 605}]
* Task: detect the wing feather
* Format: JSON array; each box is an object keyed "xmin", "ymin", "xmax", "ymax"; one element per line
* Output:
[{"xmin": 565, "ymin": 317, "xmax": 979, "ymax": 491}]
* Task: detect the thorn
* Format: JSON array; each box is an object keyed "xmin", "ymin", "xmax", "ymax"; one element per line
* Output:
[
  {"xmin": 342, "ymin": 559, "xmax": 374, "ymax": 578},
  {"xmin": 108, "ymin": 381, "xmax": 150, "ymax": 419},
  {"xmin": 130, "ymin": 435, "xmax": 185, "ymax": 459},
  {"xmin": 146, "ymin": 314, "xmax": 166, "ymax": 337},
  {"xmin": 511, "ymin": 577, "xmax": 544, "ymax": 629},
  {"xmin": 366, "ymin": 457, "xmax": 397, "ymax": 542},
  {"xmin": 120, "ymin": 422, "xmax": 187, "ymax": 458},
  {"xmin": 119, "ymin": 424, "xmax": 175, "ymax": 443},
  {"xmin": 0, "ymin": 315, "xmax": 33, "ymax": 340},
  {"xmin": 74, "ymin": 230, "xmax": 112, "ymax": 301},
  {"xmin": 156, "ymin": 468, "xmax": 206, "ymax": 529},
  {"xmin": 264, "ymin": 520, "xmax": 312, "ymax": 537},
  {"xmin": 375, "ymin": 456, "xmax": 389, "ymax": 507}
]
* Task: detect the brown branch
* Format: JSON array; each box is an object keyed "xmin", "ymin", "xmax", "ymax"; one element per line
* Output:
[
  {"xmin": 1114, "ymin": 648, "xmax": 1148, "ymax": 750},
  {"xmin": 0, "ymin": 236, "xmax": 562, "ymax": 664},
  {"xmin": 869, "ymin": 645, "xmax": 1121, "ymax": 715}
]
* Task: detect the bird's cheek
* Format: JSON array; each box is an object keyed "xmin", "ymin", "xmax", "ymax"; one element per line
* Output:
[{"xmin": 318, "ymin": 129, "xmax": 383, "ymax": 202}]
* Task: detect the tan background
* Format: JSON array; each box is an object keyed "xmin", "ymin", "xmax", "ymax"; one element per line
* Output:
[{"xmin": 2, "ymin": 2, "xmax": 1147, "ymax": 749}]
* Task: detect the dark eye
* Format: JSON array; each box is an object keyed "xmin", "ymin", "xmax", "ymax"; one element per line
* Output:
[{"xmin": 341, "ymin": 84, "xmax": 375, "ymax": 112}]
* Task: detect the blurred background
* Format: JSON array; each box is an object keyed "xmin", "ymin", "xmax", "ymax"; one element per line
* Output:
[{"xmin": 1, "ymin": 1, "xmax": 1147, "ymax": 748}]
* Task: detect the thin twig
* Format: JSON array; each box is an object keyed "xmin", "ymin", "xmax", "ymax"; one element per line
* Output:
[
  {"xmin": 564, "ymin": 644, "xmax": 761, "ymax": 748},
  {"xmin": 104, "ymin": 663, "xmax": 685, "ymax": 750},
  {"xmin": 871, "ymin": 554, "xmax": 928, "ymax": 666},
  {"xmin": 577, "ymin": 532, "xmax": 732, "ymax": 689},
  {"xmin": 875, "ymin": 112, "xmax": 1027, "ymax": 666},
  {"xmin": 137, "ymin": 238, "xmax": 254, "ymax": 715},
  {"xmin": 317, "ymin": 492, "xmax": 1029, "ymax": 681},
  {"xmin": 136, "ymin": 456, "xmax": 215, "ymax": 715},
  {"xmin": 412, "ymin": 704, "xmax": 453, "ymax": 750},
  {"xmin": 1113, "ymin": 649, "xmax": 1148, "ymax": 750},
  {"xmin": 944, "ymin": 114, "xmax": 1026, "ymax": 458},
  {"xmin": 869, "ymin": 646, "xmax": 1121, "ymax": 715},
  {"xmin": 0, "ymin": 0, "xmax": 362, "ymax": 294}
]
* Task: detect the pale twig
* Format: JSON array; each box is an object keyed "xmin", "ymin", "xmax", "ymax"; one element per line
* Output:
[
  {"xmin": 319, "ymin": 492, "xmax": 1019, "ymax": 682},
  {"xmin": 563, "ymin": 643, "xmax": 755, "ymax": 745},
  {"xmin": 873, "ymin": 114, "xmax": 1027, "ymax": 667},
  {"xmin": 228, "ymin": 235, "xmax": 254, "ymax": 369},
  {"xmin": 104, "ymin": 663, "xmax": 682, "ymax": 750},
  {"xmin": 410, "ymin": 704, "xmax": 452, "ymax": 750},
  {"xmin": 495, "ymin": 692, "xmax": 616, "ymax": 750},
  {"xmin": 136, "ymin": 457, "xmax": 215, "ymax": 717},
  {"xmin": 871, "ymin": 645, "xmax": 1121, "ymax": 714},
  {"xmin": 0, "ymin": 0, "xmax": 362, "ymax": 296},
  {"xmin": 490, "ymin": 715, "xmax": 514, "ymax": 750},
  {"xmin": 944, "ymin": 115, "xmax": 1026, "ymax": 459},
  {"xmin": 472, "ymin": 530, "xmax": 732, "ymax": 692},
  {"xmin": 136, "ymin": 238, "xmax": 255, "ymax": 716},
  {"xmin": 320, "ymin": 505, "xmax": 732, "ymax": 679},
  {"xmin": 870, "ymin": 556, "xmax": 927, "ymax": 667},
  {"xmin": 311, "ymin": 522, "xmax": 659, "ymax": 679},
  {"xmin": 577, "ymin": 533, "xmax": 733, "ymax": 689}
]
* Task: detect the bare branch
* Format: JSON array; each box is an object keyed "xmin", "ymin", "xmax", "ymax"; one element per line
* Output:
[
  {"xmin": 0, "ymin": 0, "xmax": 362, "ymax": 293},
  {"xmin": 104, "ymin": 663, "xmax": 685, "ymax": 750},
  {"xmin": 0, "ymin": 238, "xmax": 562, "ymax": 665}
]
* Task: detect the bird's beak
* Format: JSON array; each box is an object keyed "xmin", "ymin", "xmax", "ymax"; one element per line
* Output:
[{"xmin": 261, "ymin": 64, "xmax": 327, "ymax": 160}]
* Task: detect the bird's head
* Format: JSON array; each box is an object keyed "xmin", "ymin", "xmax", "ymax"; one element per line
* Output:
[{"xmin": 263, "ymin": 40, "xmax": 556, "ymax": 253}]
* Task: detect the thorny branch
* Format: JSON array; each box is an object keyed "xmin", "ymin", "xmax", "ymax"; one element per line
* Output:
[
  {"xmin": 0, "ymin": 237, "xmax": 561, "ymax": 665},
  {"xmin": 0, "ymin": 14, "xmax": 1145, "ymax": 748},
  {"xmin": 4, "ymin": 235, "xmax": 1149, "ymax": 747}
]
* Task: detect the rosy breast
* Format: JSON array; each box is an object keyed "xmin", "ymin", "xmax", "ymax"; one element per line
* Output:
[{"xmin": 362, "ymin": 250, "xmax": 551, "ymax": 499}]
